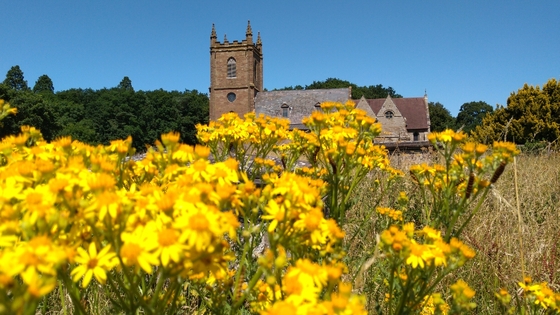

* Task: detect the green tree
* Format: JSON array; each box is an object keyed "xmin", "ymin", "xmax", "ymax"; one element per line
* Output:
[
  {"xmin": 3, "ymin": 65, "xmax": 29, "ymax": 91},
  {"xmin": 33, "ymin": 74, "xmax": 54, "ymax": 94},
  {"xmin": 472, "ymin": 78, "xmax": 560, "ymax": 144},
  {"xmin": 276, "ymin": 78, "xmax": 402, "ymax": 99},
  {"xmin": 455, "ymin": 101, "xmax": 493, "ymax": 134},
  {"xmin": 0, "ymin": 89, "xmax": 60, "ymax": 140},
  {"xmin": 118, "ymin": 76, "xmax": 134, "ymax": 92},
  {"xmin": 428, "ymin": 102, "xmax": 456, "ymax": 132}
]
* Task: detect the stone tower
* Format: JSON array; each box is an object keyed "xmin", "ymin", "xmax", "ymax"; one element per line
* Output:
[{"xmin": 209, "ymin": 21, "xmax": 263, "ymax": 121}]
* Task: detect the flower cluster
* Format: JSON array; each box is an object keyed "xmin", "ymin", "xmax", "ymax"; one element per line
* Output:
[
  {"xmin": 197, "ymin": 112, "xmax": 290, "ymax": 174},
  {"xmin": 260, "ymin": 259, "xmax": 366, "ymax": 315},
  {"xmin": 411, "ymin": 129, "xmax": 519, "ymax": 240},
  {"xmin": 376, "ymin": 223, "xmax": 476, "ymax": 314},
  {"xmin": 0, "ymin": 123, "xmax": 245, "ymax": 313},
  {"xmin": 379, "ymin": 225, "xmax": 475, "ymax": 270},
  {"xmin": 280, "ymin": 101, "xmax": 400, "ymax": 223},
  {"xmin": 517, "ymin": 277, "xmax": 560, "ymax": 311},
  {"xmin": 0, "ymin": 99, "xmax": 371, "ymax": 314}
]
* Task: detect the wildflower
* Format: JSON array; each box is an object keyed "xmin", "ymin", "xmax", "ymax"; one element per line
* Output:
[
  {"xmin": 155, "ymin": 226, "xmax": 184, "ymax": 267},
  {"xmin": 71, "ymin": 243, "xmax": 117, "ymax": 288},
  {"xmin": 260, "ymin": 301, "xmax": 298, "ymax": 315},
  {"xmin": 406, "ymin": 240, "xmax": 433, "ymax": 269},
  {"xmin": 20, "ymin": 268, "xmax": 56, "ymax": 298},
  {"xmin": 120, "ymin": 225, "xmax": 159, "ymax": 273},
  {"xmin": 450, "ymin": 279, "xmax": 476, "ymax": 311}
]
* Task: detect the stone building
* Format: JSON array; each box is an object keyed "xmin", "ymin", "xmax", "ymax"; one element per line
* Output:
[
  {"xmin": 209, "ymin": 22, "xmax": 430, "ymax": 145},
  {"xmin": 355, "ymin": 95, "xmax": 430, "ymax": 142}
]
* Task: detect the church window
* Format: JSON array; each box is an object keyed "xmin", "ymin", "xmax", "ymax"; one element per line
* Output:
[
  {"xmin": 227, "ymin": 92, "xmax": 236, "ymax": 102},
  {"xmin": 281, "ymin": 103, "xmax": 289, "ymax": 117},
  {"xmin": 253, "ymin": 60, "xmax": 257, "ymax": 83},
  {"xmin": 227, "ymin": 58, "xmax": 236, "ymax": 78},
  {"xmin": 385, "ymin": 111, "xmax": 394, "ymax": 119}
]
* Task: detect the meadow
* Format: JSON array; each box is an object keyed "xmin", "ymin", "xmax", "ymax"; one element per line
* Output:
[
  {"xmin": 348, "ymin": 150, "xmax": 560, "ymax": 313},
  {"xmin": 1, "ymin": 99, "xmax": 559, "ymax": 314}
]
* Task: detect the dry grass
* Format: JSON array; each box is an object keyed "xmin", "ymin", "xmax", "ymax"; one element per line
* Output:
[{"xmin": 345, "ymin": 151, "xmax": 560, "ymax": 313}]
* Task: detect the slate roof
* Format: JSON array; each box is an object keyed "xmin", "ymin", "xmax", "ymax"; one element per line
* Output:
[
  {"xmin": 357, "ymin": 97, "xmax": 429, "ymax": 130},
  {"xmin": 254, "ymin": 88, "xmax": 351, "ymax": 126}
]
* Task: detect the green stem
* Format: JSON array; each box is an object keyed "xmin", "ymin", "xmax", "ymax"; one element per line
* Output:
[
  {"xmin": 453, "ymin": 188, "xmax": 490, "ymax": 241},
  {"xmin": 60, "ymin": 271, "xmax": 88, "ymax": 315},
  {"xmin": 229, "ymin": 236, "xmax": 251, "ymax": 315},
  {"xmin": 59, "ymin": 281, "xmax": 67, "ymax": 315},
  {"xmin": 149, "ymin": 268, "xmax": 166, "ymax": 314},
  {"xmin": 232, "ymin": 267, "xmax": 265, "ymax": 310},
  {"xmin": 106, "ymin": 275, "xmax": 130, "ymax": 313}
]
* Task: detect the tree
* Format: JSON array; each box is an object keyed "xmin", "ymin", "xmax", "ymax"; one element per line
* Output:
[
  {"xmin": 276, "ymin": 78, "xmax": 402, "ymax": 99},
  {"xmin": 472, "ymin": 78, "xmax": 560, "ymax": 144},
  {"xmin": 3, "ymin": 65, "xmax": 29, "ymax": 91},
  {"xmin": 455, "ymin": 101, "xmax": 493, "ymax": 134},
  {"xmin": 33, "ymin": 74, "xmax": 54, "ymax": 94},
  {"xmin": 428, "ymin": 102, "xmax": 456, "ymax": 132},
  {"xmin": 118, "ymin": 76, "xmax": 134, "ymax": 92}
]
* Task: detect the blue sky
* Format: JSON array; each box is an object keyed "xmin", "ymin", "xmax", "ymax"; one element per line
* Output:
[{"xmin": 2, "ymin": 1, "xmax": 559, "ymax": 116}]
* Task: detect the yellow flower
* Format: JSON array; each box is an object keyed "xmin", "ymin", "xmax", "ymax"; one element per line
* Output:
[
  {"xmin": 260, "ymin": 301, "xmax": 298, "ymax": 315},
  {"xmin": 120, "ymin": 225, "xmax": 159, "ymax": 273},
  {"xmin": 71, "ymin": 243, "xmax": 117, "ymax": 288},
  {"xmin": 155, "ymin": 226, "xmax": 184, "ymax": 267},
  {"xmin": 406, "ymin": 240, "xmax": 433, "ymax": 269},
  {"xmin": 20, "ymin": 268, "xmax": 56, "ymax": 298}
]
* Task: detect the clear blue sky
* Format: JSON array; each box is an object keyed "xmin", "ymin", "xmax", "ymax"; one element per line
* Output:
[{"xmin": 2, "ymin": 0, "xmax": 559, "ymax": 116}]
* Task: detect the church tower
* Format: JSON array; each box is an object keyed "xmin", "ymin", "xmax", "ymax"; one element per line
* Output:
[{"xmin": 209, "ymin": 21, "xmax": 263, "ymax": 121}]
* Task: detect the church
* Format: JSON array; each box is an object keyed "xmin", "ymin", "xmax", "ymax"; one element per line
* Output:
[{"xmin": 208, "ymin": 22, "xmax": 431, "ymax": 145}]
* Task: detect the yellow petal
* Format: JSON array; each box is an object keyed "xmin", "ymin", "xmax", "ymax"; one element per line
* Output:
[
  {"xmin": 88, "ymin": 242, "xmax": 98, "ymax": 258},
  {"xmin": 82, "ymin": 270, "xmax": 93, "ymax": 288},
  {"xmin": 93, "ymin": 267, "xmax": 107, "ymax": 284}
]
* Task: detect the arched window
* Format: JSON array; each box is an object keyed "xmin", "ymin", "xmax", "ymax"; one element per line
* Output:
[
  {"xmin": 413, "ymin": 132, "xmax": 419, "ymax": 141},
  {"xmin": 385, "ymin": 111, "xmax": 394, "ymax": 119},
  {"xmin": 281, "ymin": 103, "xmax": 289, "ymax": 118},
  {"xmin": 227, "ymin": 58, "xmax": 236, "ymax": 78},
  {"xmin": 253, "ymin": 60, "xmax": 257, "ymax": 83}
]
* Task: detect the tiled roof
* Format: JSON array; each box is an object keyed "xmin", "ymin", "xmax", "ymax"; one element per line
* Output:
[
  {"xmin": 357, "ymin": 97, "xmax": 429, "ymax": 130},
  {"xmin": 255, "ymin": 88, "xmax": 350, "ymax": 125}
]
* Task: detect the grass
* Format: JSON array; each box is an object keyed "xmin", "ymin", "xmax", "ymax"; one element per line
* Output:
[{"xmin": 345, "ymin": 150, "xmax": 560, "ymax": 313}]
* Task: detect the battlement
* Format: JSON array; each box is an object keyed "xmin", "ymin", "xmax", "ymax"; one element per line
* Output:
[{"xmin": 210, "ymin": 21, "xmax": 262, "ymax": 51}]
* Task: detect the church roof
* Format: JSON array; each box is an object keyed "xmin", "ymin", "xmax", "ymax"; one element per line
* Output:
[
  {"xmin": 254, "ymin": 88, "xmax": 351, "ymax": 126},
  {"xmin": 357, "ymin": 97, "xmax": 429, "ymax": 130}
]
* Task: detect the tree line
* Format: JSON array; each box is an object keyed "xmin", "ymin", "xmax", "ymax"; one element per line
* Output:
[
  {"xmin": 0, "ymin": 65, "xmax": 209, "ymax": 151},
  {"xmin": 430, "ymin": 78, "xmax": 560, "ymax": 147},
  {"xmin": 4, "ymin": 65, "xmax": 557, "ymax": 148}
]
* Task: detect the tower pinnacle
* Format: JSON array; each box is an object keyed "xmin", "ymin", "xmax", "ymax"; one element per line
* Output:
[
  {"xmin": 246, "ymin": 20, "xmax": 252, "ymax": 36},
  {"xmin": 246, "ymin": 20, "xmax": 253, "ymax": 43},
  {"xmin": 210, "ymin": 23, "xmax": 217, "ymax": 45}
]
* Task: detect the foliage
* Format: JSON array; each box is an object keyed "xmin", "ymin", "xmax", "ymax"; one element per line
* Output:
[
  {"xmin": 428, "ymin": 102, "xmax": 456, "ymax": 132},
  {"xmin": 117, "ymin": 76, "xmax": 134, "ymax": 92},
  {"xmin": 3, "ymin": 65, "xmax": 29, "ymax": 91},
  {"xmin": 32, "ymin": 75, "xmax": 54, "ymax": 94},
  {"xmin": 472, "ymin": 78, "xmax": 560, "ymax": 144},
  {"xmin": 0, "ymin": 65, "xmax": 209, "ymax": 151},
  {"xmin": 277, "ymin": 77, "xmax": 403, "ymax": 99},
  {"xmin": 455, "ymin": 101, "xmax": 493, "ymax": 134}
]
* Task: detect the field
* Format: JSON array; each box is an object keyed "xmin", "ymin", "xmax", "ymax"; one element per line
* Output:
[
  {"xmin": 2, "ymin": 100, "xmax": 560, "ymax": 314},
  {"xmin": 346, "ymin": 150, "xmax": 560, "ymax": 313}
]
